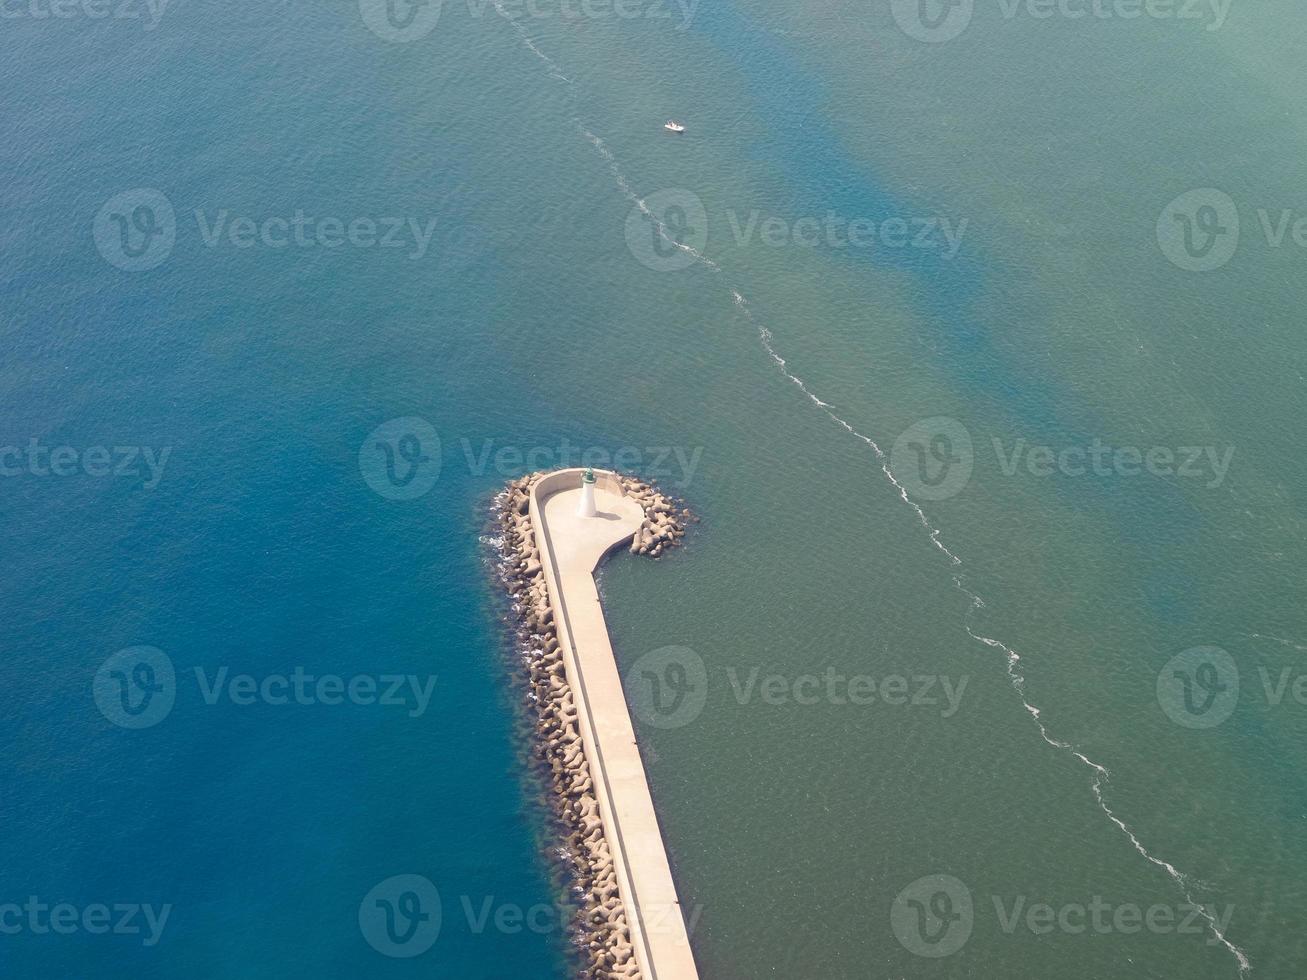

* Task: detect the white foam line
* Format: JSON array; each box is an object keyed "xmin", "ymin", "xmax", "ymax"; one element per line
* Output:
[
  {"xmin": 490, "ymin": 0, "xmax": 571, "ymax": 80},
  {"xmin": 489, "ymin": 14, "xmax": 1252, "ymax": 977},
  {"xmin": 758, "ymin": 324, "xmax": 1249, "ymax": 978}
]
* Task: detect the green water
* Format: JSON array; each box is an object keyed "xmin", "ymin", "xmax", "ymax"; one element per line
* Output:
[{"xmin": 482, "ymin": 0, "xmax": 1307, "ymax": 976}]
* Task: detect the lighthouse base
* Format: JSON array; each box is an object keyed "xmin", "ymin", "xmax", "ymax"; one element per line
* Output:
[{"xmin": 577, "ymin": 484, "xmax": 597, "ymax": 518}]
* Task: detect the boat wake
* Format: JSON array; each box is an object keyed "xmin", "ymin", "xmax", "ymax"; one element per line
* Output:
[{"xmin": 488, "ymin": 10, "xmax": 1251, "ymax": 976}]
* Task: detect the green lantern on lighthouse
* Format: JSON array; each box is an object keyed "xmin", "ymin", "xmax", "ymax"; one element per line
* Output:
[{"xmin": 578, "ymin": 467, "xmax": 598, "ymax": 518}]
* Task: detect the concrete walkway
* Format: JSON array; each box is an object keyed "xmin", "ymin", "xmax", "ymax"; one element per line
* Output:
[{"xmin": 529, "ymin": 469, "xmax": 699, "ymax": 980}]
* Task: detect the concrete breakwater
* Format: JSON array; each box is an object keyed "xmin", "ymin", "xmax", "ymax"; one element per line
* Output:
[{"xmin": 492, "ymin": 469, "xmax": 696, "ymax": 979}]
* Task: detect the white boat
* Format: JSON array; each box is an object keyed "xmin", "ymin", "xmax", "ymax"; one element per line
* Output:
[{"xmin": 663, "ymin": 120, "xmax": 685, "ymax": 133}]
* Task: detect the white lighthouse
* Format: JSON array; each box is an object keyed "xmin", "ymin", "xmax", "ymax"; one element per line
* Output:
[{"xmin": 577, "ymin": 467, "xmax": 598, "ymax": 518}]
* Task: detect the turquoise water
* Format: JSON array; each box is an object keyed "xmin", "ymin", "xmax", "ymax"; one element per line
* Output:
[{"xmin": 3, "ymin": 0, "xmax": 1306, "ymax": 976}]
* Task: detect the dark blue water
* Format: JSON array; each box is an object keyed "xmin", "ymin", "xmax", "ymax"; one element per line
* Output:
[{"xmin": 0, "ymin": 5, "xmax": 571, "ymax": 976}]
